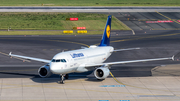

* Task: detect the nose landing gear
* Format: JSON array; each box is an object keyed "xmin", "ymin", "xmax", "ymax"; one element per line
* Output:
[{"xmin": 58, "ymin": 74, "xmax": 69, "ymax": 84}]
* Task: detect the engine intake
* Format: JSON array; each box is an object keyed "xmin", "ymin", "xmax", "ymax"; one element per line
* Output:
[
  {"xmin": 38, "ymin": 64, "xmax": 52, "ymax": 78},
  {"xmin": 94, "ymin": 67, "xmax": 110, "ymax": 80}
]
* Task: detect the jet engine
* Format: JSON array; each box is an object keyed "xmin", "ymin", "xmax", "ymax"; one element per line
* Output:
[
  {"xmin": 38, "ymin": 64, "xmax": 52, "ymax": 78},
  {"xmin": 94, "ymin": 67, "xmax": 110, "ymax": 80}
]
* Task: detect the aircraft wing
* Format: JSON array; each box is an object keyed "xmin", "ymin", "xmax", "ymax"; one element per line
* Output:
[
  {"xmin": 9, "ymin": 52, "xmax": 51, "ymax": 63},
  {"xmin": 113, "ymin": 47, "xmax": 140, "ymax": 52},
  {"xmin": 104, "ymin": 57, "xmax": 172, "ymax": 65},
  {"xmin": 85, "ymin": 57, "xmax": 173, "ymax": 67}
]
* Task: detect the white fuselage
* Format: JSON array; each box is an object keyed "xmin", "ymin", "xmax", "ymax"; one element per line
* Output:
[{"xmin": 50, "ymin": 46, "xmax": 114, "ymax": 74}]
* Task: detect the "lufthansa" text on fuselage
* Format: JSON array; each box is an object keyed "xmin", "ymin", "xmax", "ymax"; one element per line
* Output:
[{"xmin": 70, "ymin": 53, "xmax": 84, "ymax": 58}]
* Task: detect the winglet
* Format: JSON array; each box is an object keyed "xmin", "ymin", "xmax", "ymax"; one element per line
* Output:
[
  {"xmin": 172, "ymin": 55, "xmax": 175, "ymax": 61},
  {"xmin": 9, "ymin": 52, "xmax": 12, "ymax": 56},
  {"xmin": 172, "ymin": 52, "xmax": 180, "ymax": 61}
]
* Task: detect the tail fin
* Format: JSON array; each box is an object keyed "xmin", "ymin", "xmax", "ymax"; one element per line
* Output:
[{"xmin": 99, "ymin": 15, "xmax": 112, "ymax": 46}]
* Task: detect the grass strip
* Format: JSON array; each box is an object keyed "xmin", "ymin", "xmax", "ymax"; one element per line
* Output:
[
  {"xmin": 0, "ymin": 31, "xmax": 104, "ymax": 35},
  {"xmin": 0, "ymin": 13, "xmax": 130, "ymax": 32},
  {"xmin": 0, "ymin": 0, "xmax": 179, "ymax": 6}
]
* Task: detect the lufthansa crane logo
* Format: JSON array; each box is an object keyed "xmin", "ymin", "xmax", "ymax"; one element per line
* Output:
[{"xmin": 106, "ymin": 25, "xmax": 110, "ymax": 38}]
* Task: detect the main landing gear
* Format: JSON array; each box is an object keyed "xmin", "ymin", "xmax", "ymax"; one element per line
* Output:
[{"xmin": 58, "ymin": 74, "xmax": 69, "ymax": 84}]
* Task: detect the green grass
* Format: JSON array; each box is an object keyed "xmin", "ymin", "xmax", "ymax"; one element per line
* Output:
[
  {"xmin": 0, "ymin": 0, "xmax": 179, "ymax": 6},
  {"xmin": 0, "ymin": 13, "xmax": 130, "ymax": 31},
  {"xmin": 0, "ymin": 31, "xmax": 104, "ymax": 35}
]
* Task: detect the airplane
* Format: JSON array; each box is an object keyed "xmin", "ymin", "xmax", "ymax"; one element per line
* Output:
[{"xmin": 9, "ymin": 15, "xmax": 174, "ymax": 84}]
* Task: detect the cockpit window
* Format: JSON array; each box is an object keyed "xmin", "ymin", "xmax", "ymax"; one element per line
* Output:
[
  {"xmin": 51, "ymin": 59, "xmax": 55, "ymax": 62},
  {"xmin": 56, "ymin": 60, "xmax": 61, "ymax": 62},
  {"xmin": 51, "ymin": 59, "xmax": 66, "ymax": 63},
  {"xmin": 61, "ymin": 59, "xmax": 66, "ymax": 62}
]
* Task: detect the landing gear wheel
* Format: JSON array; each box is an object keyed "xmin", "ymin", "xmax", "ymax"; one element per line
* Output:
[
  {"xmin": 58, "ymin": 81, "xmax": 62, "ymax": 84},
  {"xmin": 58, "ymin": 74, "xmax": 65, "ymax": 84},
  {"xmin": 58, "ymin": 80, "xmax": 64, "ymax": 84}
]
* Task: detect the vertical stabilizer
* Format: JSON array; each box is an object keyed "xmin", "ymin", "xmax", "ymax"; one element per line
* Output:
[{"xmin": 99, "ymin": 15, "xmax": 112, "ymax": 46}]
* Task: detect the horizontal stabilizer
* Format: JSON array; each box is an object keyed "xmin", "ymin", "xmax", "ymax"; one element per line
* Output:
[{"xmin": 113, "ymin": 47, "xmax": 140, "ymax": 52}]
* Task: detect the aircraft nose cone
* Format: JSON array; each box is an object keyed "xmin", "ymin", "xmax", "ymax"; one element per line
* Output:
[{"xmin": 50, "ymin": 63, "xmax": 58, "ymax": 73}]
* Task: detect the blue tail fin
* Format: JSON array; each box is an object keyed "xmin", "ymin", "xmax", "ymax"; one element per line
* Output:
[{"xmin": 99, "ymin": 15, "xmax": 112, "ymax": 46}]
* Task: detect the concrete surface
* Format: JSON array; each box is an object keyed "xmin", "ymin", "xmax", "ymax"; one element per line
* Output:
[
  {"xmin": 0, "ymin": 77, "xmax": 180, "ymax": 101},
  {"xmin": 152, "ymin": 64, "xmax": 180, "ymax": 76}
]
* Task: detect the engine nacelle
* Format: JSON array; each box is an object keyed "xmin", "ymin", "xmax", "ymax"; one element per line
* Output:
[
  {"xmin": 94, "ymin": 67, "xmax": 110, "ymax": 80},
  {"xmin": 38, "ymin": 64, "xmax": 52, "ymax": 78}
]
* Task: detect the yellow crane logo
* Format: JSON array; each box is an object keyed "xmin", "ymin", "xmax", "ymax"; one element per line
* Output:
[{"xmin": 106, "ymin": 25, "xmax": 110, "ymax": 38}]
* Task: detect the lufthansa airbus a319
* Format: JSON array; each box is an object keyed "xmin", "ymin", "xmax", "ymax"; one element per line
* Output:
[{"xmin": 9, "ymin": 15, "xmax": 174, "ymax": 84}]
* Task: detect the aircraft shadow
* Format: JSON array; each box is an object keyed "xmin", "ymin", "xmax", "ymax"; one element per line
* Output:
[
  {"xmin": 0, "ymin": 65, "xmax": 179, "ymax": 83},
  {"xmin": 0, "ymin": 72, "xmax": 39, "ymax": 78}
]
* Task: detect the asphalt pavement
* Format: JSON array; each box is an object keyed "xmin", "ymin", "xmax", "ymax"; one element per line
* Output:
[
  {"xmin": 0, "ymin": 30, "xmax": 180, "ymax": 78},
  {"xmin": 0, "ymin": 6, "xmax": 180, "ymax": 12}
]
